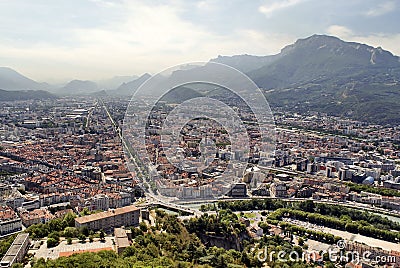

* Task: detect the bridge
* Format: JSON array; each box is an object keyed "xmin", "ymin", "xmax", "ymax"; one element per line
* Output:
[
  {"xmin": 151, "ymin": 201, "xmax": 200, "ymax": 216},
  {"xmin": 137, "ymin": 192, "xmax": 204, "ymax": 217}
]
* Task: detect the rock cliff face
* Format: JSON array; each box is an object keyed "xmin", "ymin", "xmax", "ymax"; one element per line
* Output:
[{"xmin": 198, "ymin": 231, "xmax": 249, "ymax": 251}]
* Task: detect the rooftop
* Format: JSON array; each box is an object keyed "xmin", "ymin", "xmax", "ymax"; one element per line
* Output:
[{"xmin": 75, "ymin": 205, "xmax": 139, "ymax": 224}]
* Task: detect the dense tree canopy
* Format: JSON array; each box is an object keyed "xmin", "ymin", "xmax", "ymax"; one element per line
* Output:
[{"xmin": 28, "ymin": 210, "xmax": 314, "ymax": 268}]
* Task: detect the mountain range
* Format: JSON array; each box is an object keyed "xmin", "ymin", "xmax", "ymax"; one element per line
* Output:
[
  {"xmin": 1, "ymin": 34, "xmax": 400, "ymax": 124},
  {"xmin": 0, "ymin": 68, "xmax": 144, "ymax": 95},
  {"xmin": 212, "ymin": 34, "xmax": 400, "ymax": 124}
]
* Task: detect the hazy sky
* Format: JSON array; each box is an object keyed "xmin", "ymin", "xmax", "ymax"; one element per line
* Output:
[{"xmin": 0, "ymin": 0, "xmax": 399, "ymax": 82}]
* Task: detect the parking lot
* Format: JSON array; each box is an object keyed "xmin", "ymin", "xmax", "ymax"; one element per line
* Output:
[{"xmin": 30, "ymin": 237, "xmax": 115, "ymax": 260}]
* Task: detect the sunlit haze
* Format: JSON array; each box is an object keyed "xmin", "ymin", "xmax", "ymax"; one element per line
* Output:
[{"xmin": 0, "ymin": 0, "xmax": 399, "ymax": 82}]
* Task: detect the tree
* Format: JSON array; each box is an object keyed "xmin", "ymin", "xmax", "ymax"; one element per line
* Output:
[
  {"xmin": 11, "ymin": 263, "xmax": 23, "ymax": 268},
  {"xmin": 48, "ymin": 219, "xmax": 63, "ymax": 232},
  {"xmin": 64, "ymin": 227, "xmax": 78, "ymax": 238},
  {"xmin": 62, "ymin": 213, "xmax": 76, "ymax": 227},
  {"xmin": 67, "ymin": 237, "xmax": 72, "ymax": 245},
  {"xmin": 99, "ymin": 230, "xmax": 105, "ymax": 242},
  {"xmin": 78, "ymin": 234, "xmax": 86, "ymax": 243},
  {"xmin": 139, "ymin": 222, "xmax": 148, "ymax": 232},
  {"xmin": 80, "ymin": 226, "xmax": 89, "ymax": 237},
  {"xmin": 46, "ymin": 238, "xmax": 58, "ymax": 248},
  {"xmin": 81, "ymin": 208, "xmax": 90, "ymax": 216},
  {"xmin": 0, "ymin": 234, "xmax": 16, "ymax": 259},
  {"xmin": 89, "ymin": 235, "xmax": 94, "ymax": 243},
  {"xmin": 48, "ymin": 232, "xmax": 60, "ymax": 241}
]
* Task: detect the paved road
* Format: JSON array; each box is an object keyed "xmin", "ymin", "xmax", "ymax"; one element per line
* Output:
[
  {"xmin": 284, "ymin": 218, "xmax": 400, "ymax": 252},
  {"xmin": 176, "ymin": 196, "xmax": 400, "ymax": 218}
]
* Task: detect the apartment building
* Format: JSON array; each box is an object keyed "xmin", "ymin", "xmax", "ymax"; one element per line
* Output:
[
  {"xmin": 75, "ymin": 205, "xmax": 140, "ymax": 231},
  {"xmin": 18, "ymin": 207, "xmax": 55, "ymax": 227},
  {"xmin": 0, "ymin": 206, "xmax": 22, "ymax": 236}
]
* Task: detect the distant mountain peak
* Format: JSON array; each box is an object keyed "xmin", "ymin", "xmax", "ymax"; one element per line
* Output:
[
  {"xmin": 210, "ymin": 54, "xmax": 279, "ymax": 73},
  {"xmin": 57, "ymin": 79, "xmax": 98, "ymax": 95},
  {"xmin": 276, "ymin": 34, "xmax": 399, "ymax": 67},
  {"xmin": 281, "ymin": 34, "xmax": 346, "ymax": 53},
  {"xmin": 0, "ymin": 66, "xmax": 46, "ymax": 90},
  {"xmin": 113, "ymin": 73, "xmax": 152, "ymax": 96},
  {"xmin": 97, "ymin": 75, "xmax": 139, "ymax": 90}
]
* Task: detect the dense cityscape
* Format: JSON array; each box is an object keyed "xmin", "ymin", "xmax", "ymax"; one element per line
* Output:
[
  {"xmin": 0, "ymin": 95, "xmax": 399, "ymax": 267},
  {"xmin": 1, "ymin": 1, "xmax": 400, "ymax": 267}
]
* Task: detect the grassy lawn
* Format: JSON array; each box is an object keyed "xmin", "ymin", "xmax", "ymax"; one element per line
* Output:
[{"xmin": 243, "ymin": 212, "xmax": 256, "ymax": 219}]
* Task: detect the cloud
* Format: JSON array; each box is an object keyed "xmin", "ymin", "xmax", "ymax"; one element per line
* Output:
[
  {"xmin": 365, "ymin": 1, "xmax": 396, "ymax": 17},
  {"xmin": 1, "ymin": 0, "xmax": 399, "ymax": 81},
  {"xmin": 348, "ymin": 34, "xmax": 400, "ymax": 55},
  {"xmin": 0, "ymin": 1, "xmax": 296, "ymax": 81},
  {"xmin": 196, "ymin": 0, "xmax": 217, "ymax": 10},
  {"xmin": 327, "ymin": 25, "xmax": 353, "ymax": 38},
  {"xmin": 259, "ymin": 0, "xmax": 304, "ymax": 16},
  {"xmin": 326, "ymin": 24, "xmax": 400, "ymax": 55}
]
